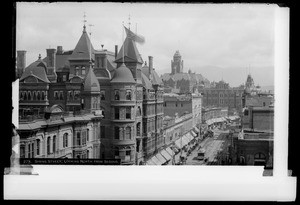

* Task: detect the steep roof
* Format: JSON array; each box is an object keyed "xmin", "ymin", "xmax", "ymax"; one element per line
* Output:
[
  {"xmin": 141, "ymin": 65, "xmax": 163, "ymax": 85},
  {"xmin": 115, "ymin": 36, "xmax": 143, "ymax": 64},
  {"xmin": 141, "ymin": 72, "xmax": 153, "ymax": 89},
  {"xmin": 111, "ymin": 63, "xmax": 136, "ymax": 84},
  {"xmin": 83, "ymin": 66, "xmax": 100, "ymax": 93},
  {"xmin": 20, "ymin": 59, "xmax": 50, "ymax": 83},
  {"xmin": 69, "ymin": 26, "xmax": 94, "ymax": 61}
]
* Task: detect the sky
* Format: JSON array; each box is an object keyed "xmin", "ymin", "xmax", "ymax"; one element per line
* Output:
[{"xmin": 16, "ymin": 2, "xmax": 276, "ymax": 87}]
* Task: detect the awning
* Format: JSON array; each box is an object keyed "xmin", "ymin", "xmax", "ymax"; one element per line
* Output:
[
  {"xmin": 160, "ymin": 149, "xmax": 172, "ymax": 161},
  {"xmin": 193, "ymin": 127, "xmax": 200, "ymax": 133},
  {"xmin": 165, "ymin": 147, "xmax": 174, "ymax": 156},
  {"xmin": 190, "ymin": 130, "xmax": 197, "ymax": 137},
  {"xmin": 155, "ymin": 153, "xmax": 167, "ymax": 164},
  {"xmin": 151, "ymin": 155, "xmax": 163, "ymax": 165},
  {"xmin": 174, "ymin": 139, "xmax": 183, "ymax": 149}
]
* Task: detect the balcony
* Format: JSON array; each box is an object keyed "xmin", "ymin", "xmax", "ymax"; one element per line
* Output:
[{"xmin": 112, "ymin": 139, "xmax": 135, "ymax": 146}]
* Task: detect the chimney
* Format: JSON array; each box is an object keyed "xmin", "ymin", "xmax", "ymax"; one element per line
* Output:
[
  {"xmin": 148, "ymin": 56, "xmax": 153, "ymax": 75},
  {"xmin": 46, "ymin": 48, "xmax": 56, "ymax": 68},
  {"xmin": 115, "ymin": 45, "xmax": 118, "ymax": 59},
  {"xmin": 17, "ymin": 50, "xmax": 26, "ymax": 78},
  {"xmin": 57, "ymin": 46, "xmax": 63, "ymax": 54}
]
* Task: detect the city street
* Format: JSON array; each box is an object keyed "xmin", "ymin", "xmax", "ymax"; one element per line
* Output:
[{"xmin": 186, "ymin": 128, "xmax": 230, "ymax": 165}]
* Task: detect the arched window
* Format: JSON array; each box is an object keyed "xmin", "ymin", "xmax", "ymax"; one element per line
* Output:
[
  {"xmin": 82, "ymin": 66, "xmax": 86, "ymax": 75},
  {"xmin": 136, "ymin": 106, "xmax": 141, "ymax": 116},
  {"xmin": 69, "ymin": 91, "xmax": 73, "ymax": 100},
  {"xmin": 53, "ymin": 135, "xmax": 56, "ymax": 153},
  {"xmin": 36, "ymin": 139, "xmax": 40, "ymax": 155},
  {"xmin": 114, "ymin": 90, "xmax": 120, "ymax": 100},
  {"xmin": 37, "ymin": 91, "xmax": 40, "ymax": 100},
  {"xmin": 28, "ymin": 91, "xmax": 32, "ymax": 100},
  {"xmin": 47, "ymin": 137, "xmax": 51, "ymax": 155},
  {"xmin": 54, "ymin": 91, "xmax": 59, "ymax": 100},
  {"xmin": 126, "ymin": 90, "xmax": 132, "ymax": 100},
  {"xmin": 33, "ymin": 91, "xmax": 36, "ymax": 100}
]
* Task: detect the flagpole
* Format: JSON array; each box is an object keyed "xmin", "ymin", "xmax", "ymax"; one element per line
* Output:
[{"xmin": 122, "ymin": 22, "xmax": 125, "ymax": 64}]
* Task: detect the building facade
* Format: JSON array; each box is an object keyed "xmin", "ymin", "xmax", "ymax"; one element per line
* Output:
[{"xmin": 162, "ymin": 50, "xmax": 210, "ymax": 94}]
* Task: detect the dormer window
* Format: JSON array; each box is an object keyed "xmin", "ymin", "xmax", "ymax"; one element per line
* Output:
[
  {"xmin": 126, "ymin": 90, "xmax": 132, "ymax": 100},
  {"xmin": 82, "ymin": 66, "xmax": 86, "ymax": 75},
  {"xmin": 114, "ymin": 90, "xmax": 120, "ymax": 100}
]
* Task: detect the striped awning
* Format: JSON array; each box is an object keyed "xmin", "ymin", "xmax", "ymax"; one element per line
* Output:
[
  {"xmin": 193, "ymin": 127, "xmax": 200, "ymax": 133},
  {"xmin": 166, "ymin": 147, "xmax": 174, "ymax": 156},
  {"xmin": 151, "ymin": 155, "xmax": 163, "ymax": 165},
  {"xmin": 146, "ymin": 158, "xmax": 156, "ymax": 165},
  {"xmin": 155, "ymin": 153, "xmax": 167, "ymax": 164},
  {"xmin": 160, "ymin": 150, "xmax": 172, "ymax": 161}
]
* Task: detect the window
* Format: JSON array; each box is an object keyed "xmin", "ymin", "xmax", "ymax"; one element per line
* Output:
[
  {"xmin": 114, "ymin": 149, "xmax": 119, "ymax": 156},
  {"xmin": 53, "ymin": 135, "xmax": 56, "ymax": 153},
  {"xmin": 136, "ymin": 106, "xmax": 141, "ymax": 116},
  {"xmin": 244, "ymin": 110, "xmax": 249, "ymax": 116},
  {"xmin": 114, "ymin": 90, "xmax": 120, "ymax": 100},
  {"xmin": 63, "ymin": 75, "xmax": 67, "ymax": 82},
  {"xmin": 263, "ymin": 102, "xmax": 266, "ymax": 107},
  {"xmin": 20, "ymin": 145, "xmax": 25, "ymax": 158},
  {"xmin": 54, "ymin": 91, "xmax": 59, "ymax": 100},
  {"xmin": 41, "ymin": 91, "xmax": 45, "ymax": 100},
  {"xmin": 59, "ymin": 91, "xmax": 64, "ymax": 100},
  {"xmin": 126, "ymin": 107, "xmax": 131, "ymax": 119},
  {"xmin": 86, "ymin": 129, "xmax": 89, "ymax": 142},
  {"xmin": 47, "ymin": 137, "xmax": 51, "ymax": 155},
  {"xmin": 100, "ymin": 90, "xmax": 105, "ymax": 100},
  {"xmin": 136, "ymin": 122, "xmax": 141, "ymax": 136},
  {"xmin": 28, "ymin": 91, "xmax": 32, "ymax": 100},
  {"xmin": 176, "ymin": 102, "xmax": 178, "ymax": 107},
  {"xmin": 115, "ymin": 107, "xmax": 120, "ymax": 119},
  {"xmin": 82, "ymin": 67, "xmax": 86, "ymax": 75},
  {"xmin": 86, "ymin": 150, "xmax": 89, "ymax": 159},
  {"xmin": 114, "ymin": 127, "xmax": 119, "ymax": 139},
  {"xmin": 74, "ymin": 91, "xmax": 80, "ymax": 100},
  {"xmin": 33, "ymin": 91, "xmax": 36, "ymax": 100},
  {"xmin": 36, "ymin": 139, "xmax": 40, "ymax": 155},
  {"xmin": 20, "ymin": 91, "xmax": 24, "ymax": 100},
  {"xmin": 125, "ymin": 127, "xmax": 131, "ymax": 139},
  {"xmin": 126, "ymin": 150, "xmax": 131, "ymax": 156},
  {"xmin": 63, "ymin": 133, "xmax": 68, "ymax": 148},
  {"xmin": 31, "ymin": 143, "xmax": 34, "ymax": 158},
  {"xmin": 37, "ymin": 91, "xmax": 40, "ymax": 100},
  {"xmin": 69, "ymin": 91, "xmax": 73, "ymax": 100},
  {"xmin": 164, "ymin": 102, "xmax": 166, "ymax": 107},
  {"xmin": 77, "ymin": 132, "xmax": 81, "ymax": 146},
  {"xmin": 100, "ymin": 126, "xmax": 105, "ymax": 138},
  {"xmin": 126, "ymin": 90, "xmax": 132, "ymax": 100},
  {"xmin": 82, "ymin": 131, "xmax": 86, "ymax": 145},
  {"xmin": 75, "ymin": 67, "xmax": 79, "ymax": 75},
  {"xmin": 181, "ymin": 103, "xmax": 183, "ymax": 107},
  {"xmin": 28, "ymin": 143, "xmax": 31, "ymax": 158}
]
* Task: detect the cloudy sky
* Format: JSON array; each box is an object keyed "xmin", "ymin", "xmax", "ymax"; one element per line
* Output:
[{"xmin": 16, "ymin": 2, "xmax": 276, "ymax": 87}]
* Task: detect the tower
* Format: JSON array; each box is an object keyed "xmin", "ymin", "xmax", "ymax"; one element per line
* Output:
[
  {"xmin": 171, "ymin": 50, "xmax": 183, "ymax": 74},
  {"xmin": 46, "ymin": 48, "xmax": 57, "ymax": 82}
]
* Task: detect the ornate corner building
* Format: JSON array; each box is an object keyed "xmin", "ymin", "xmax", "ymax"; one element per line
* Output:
[{"xmin": 16, "ymin": 24, "xmax": 164, "ymax": 165}]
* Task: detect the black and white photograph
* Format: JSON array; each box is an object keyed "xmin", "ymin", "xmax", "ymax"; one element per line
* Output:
[{"xmin": 4, "ymin": 2, "xmax": 295, "ymax": 201}]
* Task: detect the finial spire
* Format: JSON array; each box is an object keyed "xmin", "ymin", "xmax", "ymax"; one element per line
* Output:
[
  {"xmin": 83, "ymin": 12, "xmax": 87, "ymax": 32},
  {"xmin": 128, "ymin": 14, "xmax": 131, "ymax": 30}
]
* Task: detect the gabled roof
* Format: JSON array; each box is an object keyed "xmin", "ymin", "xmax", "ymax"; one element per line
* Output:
[
  {"xmin": 69, "ymin": 26, "xmax": 94, "ymax": 61},
  {"xmin": 83, "ymin": 66, "xmax": 100, "ymax": 93},
  {"xmin": 115, "ymin": 36, "xmax": 143, "ymax": 64},
  {"xmin": 20, "ymin": 59, "xmax": 50, "ymax": 83},
  {"xmin": 111, "ymin": 63, "xmax": 136, "ymax": 84}
]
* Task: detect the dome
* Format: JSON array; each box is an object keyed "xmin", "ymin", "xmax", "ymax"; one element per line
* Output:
[
  {"xmin": 83, "ymin": 67, "xmax": 100, "ymax": 93},
  {"xmin": 111, "ymin": 63, "xmax": 136, "ymax": 84}
]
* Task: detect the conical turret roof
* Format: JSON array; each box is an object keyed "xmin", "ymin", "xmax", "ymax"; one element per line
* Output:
[
  {"xmin": 83, "ymin": 65, "xmax": 100, "ymax": 93},
  {"xmin": 115, "ymin": 35, "xmax": 143, "ymax": 64},
  {"xmin": 69, "ymin": 26, "xmax": 94, "ymax": 60}
]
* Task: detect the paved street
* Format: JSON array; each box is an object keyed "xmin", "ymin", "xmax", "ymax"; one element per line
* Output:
[{"xmin": 186, "ymin": 128, "xmax": 230, "ymax": 165}]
